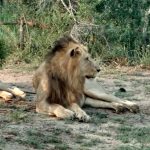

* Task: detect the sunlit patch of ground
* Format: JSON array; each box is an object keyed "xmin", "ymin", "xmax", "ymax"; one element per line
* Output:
[{"xmin": 0, "ymin": 66, "xmax": 150, "ymax": 150}]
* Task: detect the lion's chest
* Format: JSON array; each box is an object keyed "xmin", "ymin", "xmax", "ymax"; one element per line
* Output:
[{"xmin": 66, "ymin": 90, "xmax": 84, "ymax": 106}]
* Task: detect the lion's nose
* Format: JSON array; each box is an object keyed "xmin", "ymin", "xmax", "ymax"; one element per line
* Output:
[{"xmin": 97, "ymin": 68, "xmax": 100, "ymax": 72}]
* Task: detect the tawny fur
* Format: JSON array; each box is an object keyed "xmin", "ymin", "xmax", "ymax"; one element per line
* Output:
[{"xmin": 33, "ymin": 36, "xmax": 139, "ymax": 122}]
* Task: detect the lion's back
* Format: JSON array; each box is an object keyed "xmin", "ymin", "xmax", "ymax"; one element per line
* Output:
[{"xmin": 32, "ymin": 62, "xmax": 47, "ymax": 90}]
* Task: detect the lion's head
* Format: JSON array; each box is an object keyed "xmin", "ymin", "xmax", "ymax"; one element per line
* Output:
[
  {"xmin": 45, "ymin": 36, "xmax": 100, "ymax": 105},
  {"xmin": 46, "ymin": 36, "xmax": 100, "ymax": 80}
]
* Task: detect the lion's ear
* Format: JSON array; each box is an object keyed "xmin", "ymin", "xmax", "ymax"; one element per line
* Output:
[{"xmin": 70, "ymin": 47, "xmax": 80, "ymax": 57}]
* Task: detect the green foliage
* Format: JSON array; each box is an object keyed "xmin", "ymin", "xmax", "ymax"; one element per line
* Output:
[
  {"xmin": 1, "ymin": 0, "xmax": 150, "ymax": 66},
  {"xmin": 1, "ymin": 1, "xmax": 73, "ymax": 65},
  {"xmin": 0, "ymin": 39, "xmax": 10, "ymax": 66},
  {"xmin": 0, "ymin": 40, "xmax": 7, "ymax": 61},
  {"xmin": 78, "ymin": 0, "xmax": 150, "ymax": 65},
  {"xmin": 140, "ymin": 47, "xmax": 150, "ymax": 65}
]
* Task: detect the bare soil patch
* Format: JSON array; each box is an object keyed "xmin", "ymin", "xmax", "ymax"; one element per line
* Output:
[{"xmin": 0, "ymin": 67, "xmax": 150, "ymax": 150}]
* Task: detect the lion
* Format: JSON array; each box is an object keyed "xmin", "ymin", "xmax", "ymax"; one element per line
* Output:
[{"xmin": 32, "ymin": 36, "xmax": 139, "ymax": 122}]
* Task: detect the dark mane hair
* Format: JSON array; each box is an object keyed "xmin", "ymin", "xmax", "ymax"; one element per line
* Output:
[
  {"xmin": 45, "ymin": 36, "xmax": 77, "ymax": 60},
  {"xmin": 43, "ymin": 36, "xmax": 84, "ymax": 106}
]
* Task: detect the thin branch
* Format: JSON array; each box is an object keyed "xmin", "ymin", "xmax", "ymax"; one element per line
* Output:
[
  {"xmin": 60, "ymin": 0, "xmax": 77, "ymax": 22},
  {"xmin": 101, "ymin": 34, "xmax": 111, "ymax": 51},
  {"xmin": 23, "ymin": 14, "xmax": 30, "ymax": 39},
  {"xmin": 0, "ymin": 21, "xmax": 18, "ymax": 25}
]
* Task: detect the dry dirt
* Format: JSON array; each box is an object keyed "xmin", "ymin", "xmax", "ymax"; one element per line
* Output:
[{"xmin": 0, "ymin": 66, "xmax": 150, "ymax": 150}]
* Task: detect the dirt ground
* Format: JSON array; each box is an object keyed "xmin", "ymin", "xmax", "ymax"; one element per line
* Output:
[{"xmin": 0, "ymin": 66, "xmax": 150, "ymax": 150}]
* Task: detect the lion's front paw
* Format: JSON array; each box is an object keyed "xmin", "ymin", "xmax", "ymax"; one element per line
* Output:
[
  {"xmin": 57, "ymin": 109, "xmax": 75, "ymax": 120},
  {"xmin": 121, "ymin": 101, "xmax": 139, "ymax": 113},
  {"xmin": 53, "ymin": 105, "xmax": 75, "ymax": 120},
  {"xmin": 75, "ymin": 110, "xmax": 91, "ymax": 122}
]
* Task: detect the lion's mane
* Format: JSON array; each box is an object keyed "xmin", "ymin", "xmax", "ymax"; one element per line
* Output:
[{"xmin": 45, "ymin": 36, "xmax": 85, "ymax": 106}]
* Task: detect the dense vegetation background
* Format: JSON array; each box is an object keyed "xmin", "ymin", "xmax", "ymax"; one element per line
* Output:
[{"xmin": 0, "ymin": 0, "xmax": 150, "ymax": 67}]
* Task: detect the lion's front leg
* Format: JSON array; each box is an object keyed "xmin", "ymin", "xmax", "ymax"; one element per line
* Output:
[
  {"xmin": 69, "ymin": 103, "xmax": 90, "ymax": 122},
  {"xmin": 36, "ymin": 84, "xmax": 75, "ymax": 119},
  {"xmin": 36, "ymin": 100, "xmax": 75, "ymax": 119},
  {"xmin": 35, "ymin": 78, "xmax": 75, "ymax": 120}
]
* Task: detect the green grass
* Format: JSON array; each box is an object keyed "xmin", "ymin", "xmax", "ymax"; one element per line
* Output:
[
  {"xmin": 114, "ymin": 90, "xmax": 135, "ymax": 99},
  {"xmin": 131, "ymin": 80, "xmax": 142, "ymax": 88},
  {"xmin": 9, "ymin": 110, "xmax": 29, "ymax": 123},
  {"xmin": 89, "ymin": 111, "xmax": 108, "ymax": 124},
  {"xmin": 75, "ymin": 134, "xmax": 103, "ymax": 147},
  {"xmin": 81, "ymin": 138, "xmax": 103, "ymax": 147},
  {"xmin": 75, "ymin": 135, "xmax": 86, "ymax": 144},
  {"xmin": 114, "ymin": 81, "xmax": 126, "ymax": 87},
  {"xmin": 117, "ymin": 145, "xmax": 150, "ymax": 150},
  {"xmin": 54, "ymin": 144, "xmax": 70, "ymax": 150},
  {"xmin": 140, "ymin": 50, "xmax": 150, "ymax": 66},
  {"xmin": 145, "ymin": 85, "xmax": 150, "ymax": 95},
  {"xmin": 0, "ymin": 138, "xmax": 6, "ymax": 149},
  {"xmin": 117, "ymin": 146, "xmax": 134, "ymax": 150},
  {"xmin": 1, "ymin": 1, "xmax": 150, "ymax": 66},
  {"xmin": 117, "ymin": 125, "xmax": 150, "ymax": 144},
  {"xmin": 111, "ymin": 116, "xmax": 126, "ymax": 124},
  {"xmin": 16, "ymin": 130, "xmax": 64, "ymax": 149}
]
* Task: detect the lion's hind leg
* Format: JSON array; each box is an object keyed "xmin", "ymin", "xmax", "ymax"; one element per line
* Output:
[
  {"xmin": 0, "ymin": 83, "xmax": 26, "ymax": 100},
  {"xmin": 85, "ymin": 98, "xmax": 125, "ymax": 113},
  {"xmin": 85, "ymin": 79, "xmax": 139, "ymax": 113},
  {"xmin": 85, "ymin": 90, "xmax": 139, "ymax": 113}
]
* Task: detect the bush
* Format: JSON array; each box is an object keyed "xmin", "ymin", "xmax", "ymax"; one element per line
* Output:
[
  {"xmin": 1, "ymin": 0, "xmax": 150, "ymax": 66},
  {"xmin": 0, "ymin": 39, "xmax": 10, "ymax": 66}
]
